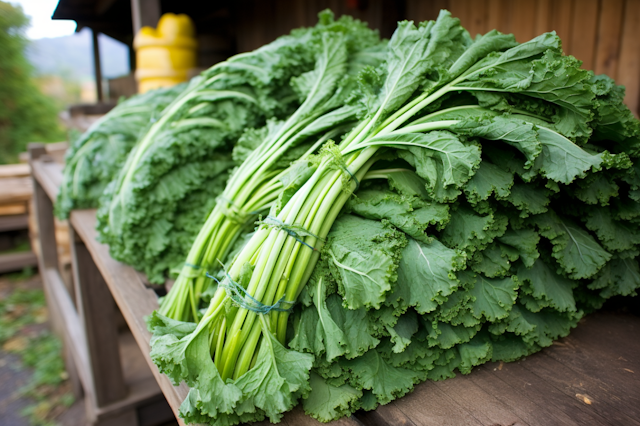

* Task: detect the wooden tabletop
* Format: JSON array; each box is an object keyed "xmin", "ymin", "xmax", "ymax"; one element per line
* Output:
[{"xmin": 67, "ymin": 207, "xmax": 640, "ymax": 426}]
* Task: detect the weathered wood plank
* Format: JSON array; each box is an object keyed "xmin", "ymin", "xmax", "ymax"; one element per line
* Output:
[
  {"xmin": 405, "ymin": 0, "xmax": 449, "ymax": 22},
  {"xmin": 507, "ymin": 0, "xmax": 537, "ymax": 43},
  {"xmin": 71, "ymin": 228, "xmax": 128, "ymax": 407},
  {"xmin": 520, "ymin": 352, "xmax": 640, "ymax": 425},
  {"xmin": 468, "ymin": 364, "xmax": 581, "ymax": 426},
  {"xmin": 373, "ymin": 381, "xmax": 484, "ymax": 426},
  {"xmin": 433, "ymin": 374, "xmax": 527, "ymax": 425},
  {"xmin": 548, "ymin": 0, "xmax": 574, "ymax": 53},
  {"xmin": 70, "ymin": 209, "xmax": 190, "ymax": 426},
  {"xmin": 534, "ymin": 0, "xmax": 552, "ymax": 35},
  {"xmin": 488, "ymin": 359, "xmax": 612, "ymax": 425},
  {"xmin": 568, "ymin": 0, "xmax": 599, "ymax": 69},
  {"xmin": 593, "ymin": 0, "xmax": 625, "ymax": 77},
  {"xmin": 618, "ymin": 0, "xmax": 640, "ymax": 115},
  {"xmin": 0, "ymin": 251, "xmax": 38, "ymax": 273}
]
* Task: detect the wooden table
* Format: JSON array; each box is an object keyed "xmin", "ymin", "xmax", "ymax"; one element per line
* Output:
[{"xmin": 29, "ymin": 144, "xmax": 640, "ymax": 426}]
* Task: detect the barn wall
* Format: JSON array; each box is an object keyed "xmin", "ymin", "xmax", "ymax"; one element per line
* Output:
[{"xmin": 233, "ymin": 0, "xmax": 640, "ymax": 116}]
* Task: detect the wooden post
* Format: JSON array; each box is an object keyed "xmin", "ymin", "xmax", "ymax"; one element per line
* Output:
[
  {"xmin": 70, "ymin": 226, "xmax": 128, "ymax": 407},
  {"xmin": 92, "ymin": 29, "xmax": 104, "ymax": 102},
  {"xmin": 130, "ymin": 0, "xmax": 161, "ymax": 35}
]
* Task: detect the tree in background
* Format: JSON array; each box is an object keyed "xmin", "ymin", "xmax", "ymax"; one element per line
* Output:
[{"xmin": 0, "ymin": 1, "xmax": 65, "ymax": 163}]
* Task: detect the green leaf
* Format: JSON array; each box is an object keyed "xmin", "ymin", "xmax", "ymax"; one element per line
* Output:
[
  {"xmin": 326, "ymin": 295, "xmax": 380, "ymax": 359},
  {"xmin": 326, "ymin": 215, "xmax": 406, "ymax": 309},
  {"xmin": 470, "ymin": 242, "xmax": 511, "ymax": 277},
  {"xmin": 303, "ymin": 373, "xmax": 362, "ymax": 422},
  {"xmin": 233, "ymin": 328, "xmax": 313, "ymax": 422},
  {"xmin": 590, "ymin": 257, "xmax": 640, "ymax": 298},
  {"xmin": 441, "ymin": 205, "xmax": 508, "ymax": 254},
  {"xmin": 385, "ymin": 169, "xmax": 431, "ymax": 200},
  {"xmin": 574, "ymin": 174, "xmax": 619, "ymax": 206},
  {"xmin": 497, "ymin": 227, "xmax": 540, "ymax": 267},
  {"xmin": 453, "ymin": 116, "xmax": 541, "ymax": 167},
  {"xmin": 505, "ymin": 183, "xmax": 550, "ymax": 218},
  {"xmin": 457, "ymin": 332, "xmax": 493, "ymax": 374},
  {"xmin": 464, "ymin": 161, "xmax": 514, "ymax": 204},
  {"xmin": 387, "ymin": 310, "xmax": 419, "ymax": 353},
  {"xmin": 341, "ymin": 349, "xmax": 420, "ymax": 404},
  {"xmin": 389, "ymin": 237, "xmax": 465, "ymax": 314},
  {"xmin": 369, "ymin": 131, "xmax": 481, "ymax": 202},
  {"xmin": 585, "ymin": 206, "xmax": 640, "ymax": 252},
  {"xmin": 517, "ymin": 259, "xmax": 576, "ymax": 312},
  {"xmin": 535, "ymin": 212, "xmax": 611, "ymax": 279},
  {"xmin": 468, "ymin": 274, "xmax": 519, "ymax": 322},
  {"xmin": 496, "ymin": 304, "xmax": 581, "ymax": 347},
  {"xmin": 347, "ymin": 188, "xmax": 449, "ymax": 243}
]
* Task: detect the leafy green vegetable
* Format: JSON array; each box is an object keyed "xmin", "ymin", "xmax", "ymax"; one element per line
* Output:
[
  {"xmin": 138, "ymin": 10, "xmax": 640, "ymax": 425},
  {"xmin": 55, "ymin": 85, "xmax": 184, "ymax": 219}
]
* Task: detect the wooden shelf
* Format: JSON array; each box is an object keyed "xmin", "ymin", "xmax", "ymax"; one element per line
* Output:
[{"xmin": 29, "ymin": 145, "xmax": 640, "ymax": 426}]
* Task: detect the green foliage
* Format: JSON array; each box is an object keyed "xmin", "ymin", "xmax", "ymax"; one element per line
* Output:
[
  {"xmin": 0, "ymin": 2, "xmax": 64, "ymax": 163},
  {"xmin": 139, "ymin": 9, "xmax": 640, "ymax": 425},
  {"xmin": 55, "ymin": 85, "xmax": 184, "ymax": 218}
]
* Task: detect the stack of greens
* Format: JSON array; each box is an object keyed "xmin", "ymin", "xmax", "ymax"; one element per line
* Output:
[
  {"xmin": 55, "ymin": 85, "xmax": 184, "ymax": 219},
  {"xmin": 95, "ymin": 18, "xmax": 322, "ymax": 283},
  {"xmin": 139, "ymin": 10, "xmax": 640, "ymax": 425}
]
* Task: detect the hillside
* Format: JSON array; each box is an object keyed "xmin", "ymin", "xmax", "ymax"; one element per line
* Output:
[{"xmin": 27, "ymin": 28, "xmax": 129, "ymax": 81}]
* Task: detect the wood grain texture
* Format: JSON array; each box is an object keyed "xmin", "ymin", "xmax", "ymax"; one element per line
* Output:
[
  {"xmin": 593, "ymin": 0, "xmax": 624, "ymax": 77},
  {"xmin": 507, "ymin": 0, "xmax": 537, "ymax": 43},
  {"xmin": 549, "ymin": 0, "xmax": 575, "ymax": 53},
  {"xmin": 618, "ymin": 0, "xmax": 640, "ymax": 115},
  {"xmin": 70, "ymin": 209, "xmax": 190, "ymax": 426},
  {"xmin": 71, "ymin": 232, "xmax": 128, "ymax": 406},
  {"xmin": 568, "ymin": 0, "xmax": 600, "ymax": 69}
]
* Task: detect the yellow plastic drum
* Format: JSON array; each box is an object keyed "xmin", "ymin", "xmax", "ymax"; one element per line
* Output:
[{"xmin": 134, "ymin": 13, "xmax": 197, "ymax": 93}]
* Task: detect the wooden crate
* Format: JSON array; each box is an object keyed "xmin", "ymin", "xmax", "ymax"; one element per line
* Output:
[
  {"xmin": 0, "ymin": 162, "xmax": 37, "ymax": 273},
  {"xmin": 29, "ymin": 145, "xmax": 640, "ymax": 426}
]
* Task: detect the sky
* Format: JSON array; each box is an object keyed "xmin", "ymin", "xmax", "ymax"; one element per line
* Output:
[{"xmin": 10, "ymin": 0, "xmax": 77, "ymax": 39}]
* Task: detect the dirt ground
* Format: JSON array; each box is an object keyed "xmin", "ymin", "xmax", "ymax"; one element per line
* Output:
[{"xmin": 0, "ymin": 273, "xmax": 85, "ymax": 426}]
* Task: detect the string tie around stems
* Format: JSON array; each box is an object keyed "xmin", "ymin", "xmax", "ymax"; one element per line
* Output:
[
  {"xmin": 217, "ymin": 195, "xmax": 262, "ymax": 223},
  {"xmin": 258, "ymin": 216, "xmax": 323, "ymax": 251},
  {"xmin": 205, "ymin": 271, "xmax": 296, "ymax": 314}
]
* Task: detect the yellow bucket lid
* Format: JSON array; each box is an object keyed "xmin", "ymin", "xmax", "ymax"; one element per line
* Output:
[{"xmin": 134, "ymin": 13, "xmax": 197, "ymax": 49}]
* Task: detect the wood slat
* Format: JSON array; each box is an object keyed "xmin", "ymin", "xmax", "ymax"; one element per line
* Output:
[
  {"xmin": 507, "ymin": 0, "xmax": 537, "ymax": 43},
  {"xmin": 467, "ymin": 365, "xmax": 582, "ymax": 426},
  {"xmin": 0, "ymin": 251, "xmax": 38, "ymax": 273},
  {"xmin": 405, "ymin": 0, "xmax": 449, "ymax": 22},
  {"xmin": 618, "ymin": 0, "xmax": 640, "ymax": 115},
  {"xmin": 0, "ymin": 178, "xmax": 32, "ymax": 204},
  {"xmin": 70, "ymin": 209, "xmax": 190, "ymax": 426},
  {"xmin": 0, "ymin": 214, "xmax": 29, "ymax": 232},
  {"xmin": 432, "ymin": 375, "xmax": 527, "ymax": 426},
  {"xmin": 593, "ymin": 0, "xmax": 625, "ymax": 77},
  {"xmin": 0, "ymin": 163, "xmax": 30, "ymax": 178},
  {"xmin": 71, "ymin": 230, "xmax": 128, "ymax": 406},
  {"xmin": 534, "ymin": 0, "xmax": 552, "ymax": 36},
  {"xmin": 372, "ymin": 382, "xmax": 484, "ymax": 426},
  {"xmin": 568, "ymin": 0, "xmax": 599, "ymax": 69},
  {"xmin": 548, "ymin": 0, "xmax": 574, "ymax": 53},
  {"xmin": 521, "ymin": 353, "xmax": 640, "ymax": 425}
]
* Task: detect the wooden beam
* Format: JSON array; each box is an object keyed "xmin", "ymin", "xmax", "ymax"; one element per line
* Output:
[
  {"xmin": 92, "ymin": 28, "xmax": 104, "ymax": 102},
  {"xmin": 95, "ymin": 0, "xmax": 119, "ymax": 15},
  {"xmin": 131, "ymin": 0, "xmax": 161, "ymax": 35}
]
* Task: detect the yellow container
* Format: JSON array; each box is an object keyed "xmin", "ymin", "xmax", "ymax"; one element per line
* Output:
[{"xmin": 134, "ymin": 13, "xmax": 197, "ymax": 93}]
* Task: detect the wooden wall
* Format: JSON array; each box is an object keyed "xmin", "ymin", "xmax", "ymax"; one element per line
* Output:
[
  {"xmin": 233, "ymin": 0, "xmax": 640, "ymax": 117},
  {"xmin": 406, "ymin": 0, "xmax": 640, "ymax": 116}
]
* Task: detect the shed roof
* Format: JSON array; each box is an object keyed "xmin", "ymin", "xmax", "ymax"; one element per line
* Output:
[{"xmin": 52, "ymin": 0, "xmax": 233, "ymax": 45}]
